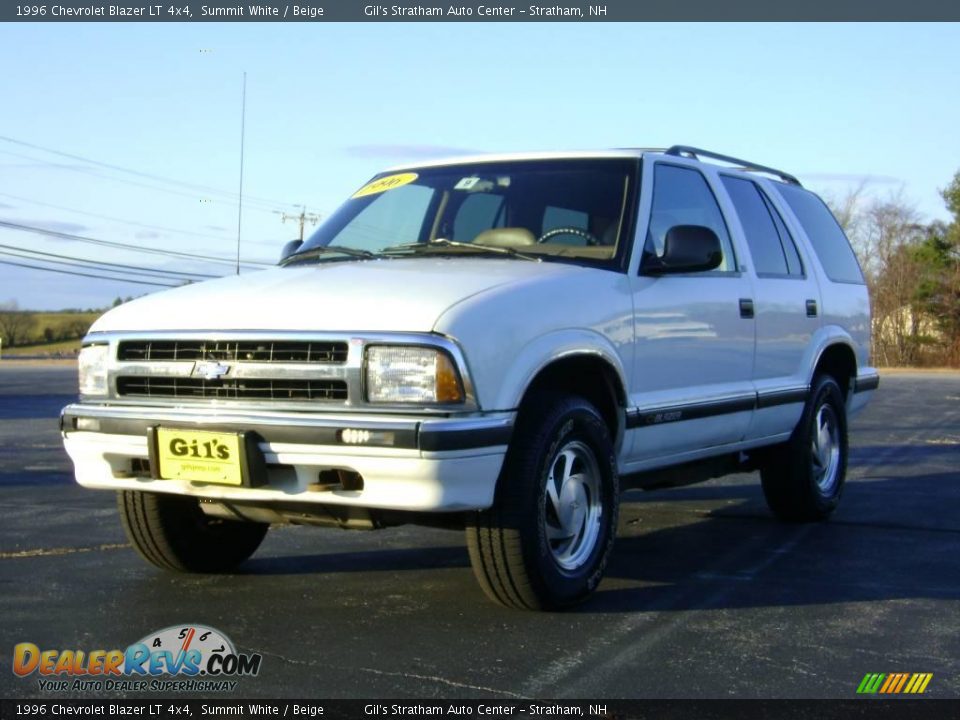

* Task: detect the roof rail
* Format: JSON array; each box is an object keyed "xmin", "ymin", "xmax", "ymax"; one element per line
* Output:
[{"xmin": 663, "ymin": 146, "xmax": 802, "ymax": 186}]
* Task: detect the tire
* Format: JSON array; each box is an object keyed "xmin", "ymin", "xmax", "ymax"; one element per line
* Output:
[
  {"xmin": 761, "ymin": 374, "xmax": 848, "ymax": 522},
  {"xmin": 466, "ymin": 394, "xmax": 619, "ymax": 610},
  {"xmin": 117, "ymin": 491, "xmax": 268, "ymax": 572}
]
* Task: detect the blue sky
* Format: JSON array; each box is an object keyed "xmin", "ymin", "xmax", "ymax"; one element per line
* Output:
[{"xmin": 1, "ymin": 22, "xmax": 959, "ymax": 310}]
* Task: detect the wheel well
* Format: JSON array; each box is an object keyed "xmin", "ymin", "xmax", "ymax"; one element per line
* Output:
[
  {"xmin": 518, "ymin": 355, "xmax": 625, "ymax": 444},
  {"xmin": 814, "ymin": 344, "xmax": 857, "ymax": 399}
]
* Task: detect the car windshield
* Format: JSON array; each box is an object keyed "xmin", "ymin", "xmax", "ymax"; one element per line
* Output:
[{"xmin": 289, "ymin": 158, "xmax": 637, "ymax": 268}]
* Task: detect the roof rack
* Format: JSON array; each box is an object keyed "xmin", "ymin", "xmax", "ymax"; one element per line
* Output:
[{"xmin": 663, "ymin": 146, "xmax": 802, "ymax": 186}]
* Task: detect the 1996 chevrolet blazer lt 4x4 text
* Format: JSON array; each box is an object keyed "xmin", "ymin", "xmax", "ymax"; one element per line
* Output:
[{"xmin": 62, "ymin": 146, "xmax": 878, "ymax": 609}]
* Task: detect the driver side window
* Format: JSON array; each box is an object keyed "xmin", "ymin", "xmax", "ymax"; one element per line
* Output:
[{"xmin": 646, "ymin": 164, "xmax": 737, "ymax": 272}]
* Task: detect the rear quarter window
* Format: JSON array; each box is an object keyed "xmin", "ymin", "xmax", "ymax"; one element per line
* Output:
[{"xmin": 775, "ymin": 184, "xmax": 864, "ymax": 284}]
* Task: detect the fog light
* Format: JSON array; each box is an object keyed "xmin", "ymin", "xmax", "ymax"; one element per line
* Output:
[
  {"xmin": 341, "ymin": 428, "xmax": 372, "ymax": 444},
  {"xmin": 76, "ymin": 417, "xmax": 101, "ymax": 432},
  {"xmin": 338, "ymin": 429, "xmax": 396, "ymax": 447}
]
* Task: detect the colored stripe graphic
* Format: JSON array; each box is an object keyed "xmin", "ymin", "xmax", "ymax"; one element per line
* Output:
[
  {"xmin": 880, "ymin": 673, "xmax": 909, "ymax": 695},
  {"xmin": 858, "ymin": 673, "xmax": 932, "ymax": 694},
  {"xmin": 909, "ymin": 673, "xmax": 933, "ymax": 694},
  {"xmin": 857, "ymin": 673, "xmax": 886, "ymax": 694}
]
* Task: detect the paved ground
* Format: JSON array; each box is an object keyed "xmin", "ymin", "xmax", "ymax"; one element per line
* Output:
[{"xmin": 0, "ymin": 365, "xmax": 957, "ymax": 699}]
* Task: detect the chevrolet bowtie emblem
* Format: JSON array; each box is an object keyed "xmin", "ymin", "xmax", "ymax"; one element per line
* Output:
[{"xmin": 193, "ymin": 361, "xmax": 231, "ymax": 381}]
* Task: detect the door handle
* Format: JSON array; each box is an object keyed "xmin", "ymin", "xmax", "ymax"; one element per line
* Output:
[
  {"xmin": 806, "ymin": 299, "xmax": 818, "ymax": 317},
  {"xmin": 739, "ymin": 298, "xmax": 754, "ymax": 319}
]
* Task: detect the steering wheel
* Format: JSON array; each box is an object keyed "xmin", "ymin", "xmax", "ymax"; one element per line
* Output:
[{"xmin": 536, "ymin": 226, "xmax": 601, "ymax": 246}]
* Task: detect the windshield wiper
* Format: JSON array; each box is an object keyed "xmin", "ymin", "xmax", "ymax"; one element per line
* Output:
[
  {"xmin": 381, "ymin": 239, "xmax": 540, "ymax": 262},
  {"xmin": 280, "ymin": 245, "xmax": 377, "ymax": 266}
]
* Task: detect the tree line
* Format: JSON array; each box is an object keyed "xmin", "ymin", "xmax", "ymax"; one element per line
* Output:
[
  {"xmin": 830, "ymin": 169, "xmax": 960, "ymax": 367},
  {"xmin": 0, "ymin": 302, "xmax": 99, "ymax": 349}
]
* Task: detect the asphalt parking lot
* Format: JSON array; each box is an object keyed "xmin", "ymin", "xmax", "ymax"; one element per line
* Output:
[{"xmin": 0, "ymin": 364, "xmax": 958, "ymax": 700}]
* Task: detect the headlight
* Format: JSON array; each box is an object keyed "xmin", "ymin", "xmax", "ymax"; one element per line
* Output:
[
  {"xmin": 78, "ymin": 344, "xmax": 109, "ymax": 397},
  {"xmin": 365, "ymin": 346, "xmax": 465, "ymax": 404}
]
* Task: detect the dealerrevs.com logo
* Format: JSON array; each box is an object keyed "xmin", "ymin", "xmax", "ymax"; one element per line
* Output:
[{"xmin": 13, "ymin": 624, "xmax": 262, "ymax": 693}]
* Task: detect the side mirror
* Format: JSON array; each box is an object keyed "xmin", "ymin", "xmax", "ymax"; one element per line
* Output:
[
  {"xmin": 641, "ymin": 225, "xmax": 723, "ymax": 275},
  {"xmin": 279, "ymin": 239, "xmax": 303, "ymax": 264}
]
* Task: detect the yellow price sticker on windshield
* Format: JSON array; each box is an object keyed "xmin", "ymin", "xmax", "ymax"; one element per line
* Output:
[{"xmin": 352, "ymin": 172, "xmax": 419, "ymax": 199}]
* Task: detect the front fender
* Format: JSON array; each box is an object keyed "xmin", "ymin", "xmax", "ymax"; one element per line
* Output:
[
  {"xmin": 433, "ymin": 267, "xmax": 634, "ymax": 412},
  {"xmin": 490, "ymin": 329, "xmax": 629, "ymax": 411}
]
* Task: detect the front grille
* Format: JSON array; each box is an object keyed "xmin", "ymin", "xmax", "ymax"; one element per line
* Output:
[
  {"xmin": 117, "ymin": 377, "xmax": 348, "ymax": 402},
  {"xmin": 117, "ymin": 339, "xmax": 348, "ymax": 364}
]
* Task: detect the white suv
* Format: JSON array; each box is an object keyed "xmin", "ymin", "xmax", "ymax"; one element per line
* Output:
[{"xmin": 61, "ymin": 146, "xmax": 878, "ymax": 609}]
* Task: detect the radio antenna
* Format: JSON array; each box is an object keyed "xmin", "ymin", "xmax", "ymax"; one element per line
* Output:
[{"xmin": 236, "ymin": 71, "xmax": 247, "ymax": 275}]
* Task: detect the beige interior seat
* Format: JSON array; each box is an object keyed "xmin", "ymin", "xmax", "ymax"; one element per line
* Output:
[{"xmin": 474, "ymin": 227, "xmax": 536, "ymax": 248}]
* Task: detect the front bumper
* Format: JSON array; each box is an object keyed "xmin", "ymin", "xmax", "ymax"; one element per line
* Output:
[{"xmin": 61, "ymin": 404, "xmax": 513, "ymax": 512}]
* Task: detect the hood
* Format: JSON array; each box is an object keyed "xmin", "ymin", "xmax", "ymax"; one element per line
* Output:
[{"xmin": 91, "ymin": 257, "xmax": 580, "ymax": 334}]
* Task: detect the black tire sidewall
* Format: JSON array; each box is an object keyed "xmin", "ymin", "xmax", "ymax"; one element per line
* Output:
[
  {"xmin": 514, "ymin": 397, "xmax": 619, "ymax": 607},
  {"xmin": 800, "ymin": 376, "xmax": 849, "ymax": 513}
]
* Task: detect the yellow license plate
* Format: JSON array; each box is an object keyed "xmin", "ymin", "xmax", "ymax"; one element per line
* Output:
[{"xmin": 156, "ymin": 428, "xmax": 244, "ymax": 486}]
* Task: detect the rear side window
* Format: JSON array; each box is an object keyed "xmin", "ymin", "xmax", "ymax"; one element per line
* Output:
[
  {"xmin": 722, "ymin": 176, "xmax": 789, "ymax": 276},
  {"xmin": 722, "ymin": 176, "xmax": 805, "ymax": 277},
  {"xmin": 760, "ymin": 190, "xmax": 804, "ymax": 276},
  {"xmin": 775, "ymin": 184, "xmax": 864, "ymax": 284}
]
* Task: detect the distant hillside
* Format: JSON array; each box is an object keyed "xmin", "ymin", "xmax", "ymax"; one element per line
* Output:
[{"xmin": 0, "ymin": 310, "xmax": 102, "ymax": 355}]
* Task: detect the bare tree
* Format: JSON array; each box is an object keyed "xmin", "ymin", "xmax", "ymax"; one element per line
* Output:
[
  {"xmin": 825, "ymin": 181, "xmax": 869, "ymax": 239},
  {"xmin": 0, "ymin": 300, "xmax": 34, "ymax": 348},
  {"xmin": 827, "ymin": 191, "xmax": 934, "ymax": 366}
]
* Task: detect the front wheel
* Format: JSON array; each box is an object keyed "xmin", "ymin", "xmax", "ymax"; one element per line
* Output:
[
  {"xmin": 761, "ymin": 374, "xmax": 849, "ymax": 522},
  {"xmin": 466, "ymin": 394, "xmax": 619, "ymax": 610},
  {"xmin": 118, "ymin": 491, "xmax": 268, "ymax": 572}
]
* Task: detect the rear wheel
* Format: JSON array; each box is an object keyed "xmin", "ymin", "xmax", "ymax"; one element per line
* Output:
[
  {"xmin": 761, "ymin": 374, "xmax": 848, "ymax": 522},
  {"xmin": 466, "ymin": 394, "xmax": 619, "ymax": 610},
  {"xmin": 118, "ymin": 491, "xmax": 268, "ymax": 572}
]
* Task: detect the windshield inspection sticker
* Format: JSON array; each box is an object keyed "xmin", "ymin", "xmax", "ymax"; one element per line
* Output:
[
  {"xmin": 454, "ymin": 176, "xmax": 481, "ymax": 190},
  {"xmin": 351, "ymin": 172, "xmax": 418, "ymax": 198}
]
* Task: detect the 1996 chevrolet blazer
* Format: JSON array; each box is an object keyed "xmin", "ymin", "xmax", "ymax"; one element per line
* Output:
[{"xmin": 62, "ymin": 146, "xmax": 878, "ymax": 609}]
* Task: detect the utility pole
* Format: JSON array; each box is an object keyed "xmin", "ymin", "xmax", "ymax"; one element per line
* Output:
[
  {"xmin": 236, "ymin": 71, "xmax": 247, "ymax": 276},
  {"xmin": 279, "ymin": 206, "xmax": 322, "ymax": 241}
]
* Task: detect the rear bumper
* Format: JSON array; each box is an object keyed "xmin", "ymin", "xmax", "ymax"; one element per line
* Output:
[{"xmin": 60, "ymin": 404, "xmax": 513, "ymax": 512}]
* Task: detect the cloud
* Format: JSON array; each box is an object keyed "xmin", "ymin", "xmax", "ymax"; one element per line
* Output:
[
  {"xmin": 204, "ymin": 225, "xmax": 229, "ymax": 232},
  {"xmin": 0, "ymin": 218, "xmax": 90, "ymax": 234},
  {"xmin": 0, "ymin": 162, "xmax": 86, "ymax": 171},
  {"xmin": 135, "ymin": 231, "xmax": 161, "ymax": 240},
  {"xmin": 344, "ymin": 144, "xmax": 482, "ymax": 159},
  {"xmin": 0, "ymin": 202, "xmax": 14, "ymax": 209},
  {"xmin": 800, "ymin": 173, "xmax": 902, "ymax": 185}
]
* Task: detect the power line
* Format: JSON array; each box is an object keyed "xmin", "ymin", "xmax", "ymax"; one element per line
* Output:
[
  {"xmin": 0, "ymin": 134, "xmax": 302, "ymax": 212},
  {"xmin": 0, "ymin": 191, "xmax": 231, "ymax": 242},
  {"xmin": 0, "ymin": 244, "xmax": 219, "ymax": 280},
  {"xmin": 0, "ymin": 148, "xmax": 285, "ymax": 217},
  {"xmin": 0, "ymin": 250, "xmax": 207, "ymax": 283},
  {"xmin": 0, "ymin": 219, "xmax": 271, "ymax": 268},
  {"xmin": 0, "ymin": 190, "xmax": 288, "ymax": 249},
  {"xmin": 0, "ymin": 258, "xmax": 182, "ymax": 288}
]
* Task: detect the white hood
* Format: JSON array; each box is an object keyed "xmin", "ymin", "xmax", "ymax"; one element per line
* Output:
[{"xmin": 91, "ymin": 257, "xmax": 579, "ymax": 334}]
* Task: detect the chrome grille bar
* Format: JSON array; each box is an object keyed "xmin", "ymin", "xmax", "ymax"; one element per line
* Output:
[
  {"xmin": 116, "ymin": 377, "xmax": 348, "ymax": 402},
  {"xmin": 117, "ymin": 339, "xmax": 348, "ymax": 364}
]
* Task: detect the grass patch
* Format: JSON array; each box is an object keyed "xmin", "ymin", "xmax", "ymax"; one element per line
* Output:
[
  {"xmin": 2, "ymin": 339, "xmax": 82, "ymax": 356},
  {"xmin": 0, "ymin": 310, "xmax": 101, "ymax": 350}
]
